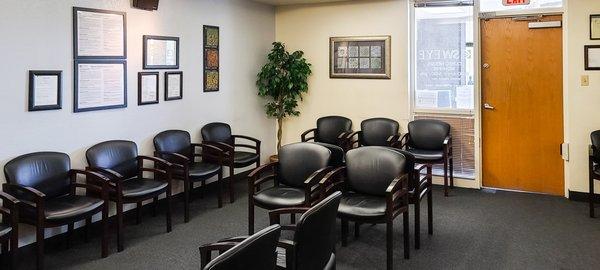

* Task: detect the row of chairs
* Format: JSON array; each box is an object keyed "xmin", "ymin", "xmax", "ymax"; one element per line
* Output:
[{"xmin": 0, "ymin": 122, "xmax": 261, "ymax": 270}]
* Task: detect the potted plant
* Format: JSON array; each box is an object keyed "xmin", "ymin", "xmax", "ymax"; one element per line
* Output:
[{"xmin": 256, "ymin": 42, "xmax": 312, "ymax": 161}]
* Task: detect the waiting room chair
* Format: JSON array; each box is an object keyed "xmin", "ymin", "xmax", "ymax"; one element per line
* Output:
[
  {"xmin": 348, "ymin": 117, "xmax": 400, "ymax": 148},
  {"xmin": 86, "ymin": 140, "xmax": 173, "ymax": 252},
  {"xmin": 199, "ymin": 224, "xmax": 282, "ymax": 270},
  {"xmin": 3, "ymin": 152, "xmax": 110, "ymax": 270},
  {"xmin": 154, "ymin": 130, "xmax": 225, "ymax": 219},
  {"xmin": 589, "ymin": 130, "xmax": 600, "ymax": 218},
  {"xmin": 0, "ymin": 191, "xmax": 19, "ymax": 269},
  {"xmin": 247, "ymin": 142, "xmax": 333, "ymax": 234},
  {"xmin": 311, "ymin": 142, "xmax": 345, "ymax": 167},
  {"xmin": 201, "ymin": 122, "xmax": 261, "ymax": 203},
  {"xmin": 320, "ymin": 146, "xmax": 410, "ymax": 270},
  {"xmin": 301, "ymin": 116, "xmax": 353, "ymax": 151},
  {"xmin": 268, "ymin": 191, "xmax": 342, "ymax": 270}
]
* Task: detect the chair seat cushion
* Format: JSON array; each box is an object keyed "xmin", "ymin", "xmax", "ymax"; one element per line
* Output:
[
  {"xmin": 338, "ymin": 193, "xmax": 386, "ymax": 219},
  {"xmin": 121, "ymin": 178, "xmax": 168, "ymax": 198},
  {"xmin": 44, "ymin": 195, "xmax": 104, "ymax": 221},
  {"xmin": 234, "ymin": 151, "xmax": 259, "ymax": 165},
  {"xmin": 174, "ymin": 162, "xmax": 220, "ymax": 179},
  {"xmin": 406, "ymin": 149, "xmax": 443, "ymax": 161},
  {"xmin": 0, "ymin": 224, "xmax": 12, "ymax": 239},
  {"xmin": 253, "ymin": 186, "xmax": 305, "ymax": 208}
]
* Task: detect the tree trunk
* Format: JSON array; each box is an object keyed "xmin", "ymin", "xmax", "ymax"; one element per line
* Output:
[{"xmin": 277, "ymin": 117, "xmax": 283, "ymax": 151}]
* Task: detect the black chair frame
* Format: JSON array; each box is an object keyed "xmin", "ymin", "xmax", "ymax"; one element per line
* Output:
[{"xmin": 0, "ymin": 191, "xmax": 18, "ymax": 270}]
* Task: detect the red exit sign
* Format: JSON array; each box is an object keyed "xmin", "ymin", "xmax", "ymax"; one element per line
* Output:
[{"xmin": 503, "ymin": 0, "xmax": 530, "ymax": 5}]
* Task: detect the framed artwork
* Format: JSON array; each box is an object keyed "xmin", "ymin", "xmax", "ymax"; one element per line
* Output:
[
  {"xmin": 28, "ymin": 70, "xmax": 62, "ymax": 111},
  {"xmin": 73, "ymin": 7, "xmax": 127, "ymax": 59},
  {"xmin": 585, "ymin": 45, "xmax": 600, "ymax": 70},
  {"xmin": 591, "ymin": 15, "xmax": 600, "ymax": 40},
  {"xmin": 143, "ymin": 35, "xmax": 179, "ymax": 69},
  {"xmin": 203, "ymin": 25, "xmax": 219, "ymax": 92},
  {"xmin": 330, "ymin": 36, "xmax": 391, "ymax": 79},
  {"xmin": 165, "ymin": 71, "xmax": 183, "ymax": 100},
  {"xmin": 74, "ymin": 59, "xmax": 127, "ymax": 112},
  {"xmin": 138, "ymin": 72, "xmax": 159, "ymax": 105}
]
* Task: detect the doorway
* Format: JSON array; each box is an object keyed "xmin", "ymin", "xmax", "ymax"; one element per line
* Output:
[{"xmin": 481, "ymin": 15, "xmax": 564, "ymax": 195}]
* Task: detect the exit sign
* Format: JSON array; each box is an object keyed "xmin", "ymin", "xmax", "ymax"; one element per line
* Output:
[{"xmin": 503, "ymin": 0, "xmax": 530, "ymax": 5}]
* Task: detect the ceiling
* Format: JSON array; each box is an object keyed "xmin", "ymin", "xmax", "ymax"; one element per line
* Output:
[{"xmin": 252, "ymin": 0, "xmax": 353, "ymax": 6}]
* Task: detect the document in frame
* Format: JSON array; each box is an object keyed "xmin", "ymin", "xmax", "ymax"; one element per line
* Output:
[
  {"xmin": 76, "ymin": 62, "xmax": 126, "ymax": 111},
  {"xmin": 75, "ymin": 8, "xmax": 125, "ymax": 58}
]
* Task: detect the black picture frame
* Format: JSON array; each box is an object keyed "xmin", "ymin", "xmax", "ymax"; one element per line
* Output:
[
  {"xmin": 73, "ymin": 7, "xmax": 127, "ymax": 59},
  {"xmin": 591, "ymin": 15, "xmax": 600, "ymax": 40},
  {"xmin": 585, "ymin": 45, "xmax": 600, "ymax": 70},
  {"xmin": 138, "ymin": 72, "xmax": 159, "ymax": 105},
  {"xmin": 203, "ymin": 25, "xmax": 220, "ymax": 92},
  {"xmin": 74, "ymin": 59, "xmax": 128, "ymax": 112},
  {"xmin": 165, "ymin": 71, "xmax": 183, "ymax": 101},
  {"xmin": 28, "ymin": 70, "xmax": 62, "ymax": 111},
  {"xmin": 143, "ymin": 35, "xmax": 180, "ymax": 69}
]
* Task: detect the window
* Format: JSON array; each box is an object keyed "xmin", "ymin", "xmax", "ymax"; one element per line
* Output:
[{"xmin": 480, "ymin": 0, "xmax": 562, "ymax": 12}]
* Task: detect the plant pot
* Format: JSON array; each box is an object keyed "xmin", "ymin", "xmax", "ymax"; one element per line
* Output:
[{"xmin": 269, "ymin": 154, "xmax": 279, "ymax": 163}]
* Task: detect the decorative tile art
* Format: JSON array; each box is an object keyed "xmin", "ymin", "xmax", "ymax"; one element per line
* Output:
[
  {"xmin": 203, "ymin": 25, "xmax": 219, "ymax": 92},
  {"xmin": 330, "ymin": 36, "xmax": 391, "ymax": 79}
]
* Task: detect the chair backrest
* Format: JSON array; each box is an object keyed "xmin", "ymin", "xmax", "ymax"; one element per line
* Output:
[
  {"xmin": 277, "ymin": 143, "xmax": 331, "ymax": 188},
  {"xmin": 204, "ymin": 225, "xmax": 281, "ymax": 270},
  {"xmin": 388, "ymin": 148, "xmax": 417, "ymax": 190},
  {"xmin": 407, "ymin": 119, "xmax": 451, "ymax": 151},
  {"xmin": 293, "ymin": 192, "xmax": 342, "ymax": 270},
  {"xmin": 153, "ymin": 130, "xmax": 193, "ymax": 161},
  {"xmin": 310, "ymin": 142, "xmax": 344, "ymax": 167},
  {"xmin": 316, "ymin": 116, "xmax": 352, "ymax": 145},
  {"xmin": 4, "ymin": 152, "xmax": 71, "ymax": 199},
  {"xmin": 86, "ymin": 140, "xmax": 138, "ymax": 179},
  {"xmin": 345, "ymin": 147, "xmax": 407, "ymax": 196},
  {"xmin": 201, "ymin": 122, "xmax": 233, "ymax": 144},
  {"xmin": 360, "ymin": 118, "xmax": 399, "ymax": 146},
  {"xmin": 592, "ymin": 130, "xmax": 600, "ymax": 161}
]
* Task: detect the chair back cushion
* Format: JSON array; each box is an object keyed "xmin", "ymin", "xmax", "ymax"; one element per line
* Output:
[
  {"xmin": 345, "ymin": 147, "xmax": 406, "ymax": 196},
  {"xmin": 4, "ymin": 152, "xmax": 71, "ymax": 199},
  {"xmin": 360, "ymin": 118, "xmax": 399, "ymax": 146},
  {"xmin": 316, "ymin": 116, "xmax": 352, "ymax": 145},
  {"xmin": 201, "ymin": 122, "xmax": 233, "ymax": 144},
  {"xmin": 294, "ymin": 192, "xmax": 341, "ymax": 270},
  {"xmin": 310, "ymin": 142, "xmax": 344, "ymax": 167},
  {"xmin": 407, "ymin": 119, "xmax": 451, "ymax": 150},
  {"xmin": 388, "ymin": 149, "xmax": 417, "ymax": 190},
  {"xmin": 154, "ymin": 130, "xmax": 192, "ymax": 160},
  {"xmin": 592, "ymin": 130, "xmax": 600, "ymax": 161},
  {"xmin": 204, "ymin": 225, "xmax": 281, "ymax": 270},
  {"xmin": 86, "ymin": 140, "xmax": 138, "ymax": 179},
  {"xmin": 278, "ymin": 143, "xmax": 331, "ymax": 188}
]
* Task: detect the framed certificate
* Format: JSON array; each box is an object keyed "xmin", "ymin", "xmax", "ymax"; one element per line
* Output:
[
  {"xmin": 28, "ymin": 70, "xmax": 62, "ymax": 111},
  {"xmin": 74, "ymin": 59, "xmax": 127, "ymax": 112},
  {"xmin": 591, "ymin": 15, "xmax": 600, "ymax": 40},
  {"xmin": 138, "ymin": 72, "xmax": 159, "ymax": 105},
  {"xmin": 165, "ymin": 71, "xmax": 183, "ymax": 101},
  {"xmin": 585, "ymin": 45, "xmax": 600, "ymax": 70},
  {"xmin": 143, "ymin": 35, "xmax": 179, "ymax": 69},
  {"xmin": 73, "ymin": 7, "xmax": 127, "ymax": 59}
]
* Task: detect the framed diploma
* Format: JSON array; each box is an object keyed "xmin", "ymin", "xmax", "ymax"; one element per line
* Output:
[
  {"xmin": 585, "ymin": 45, "xmax": 600, "ymax": 70},
  {"xmin": 74, "ymin": 59, "xmax": 127, "ymax": 112},
  {"xmin": 28, "ymin": 70, "xmax": 62, "ymax": 111},
  {"xmin": 591, "ymin": 15, "xmax": 600, "ymax": 40},
  {"xmin": 143, "ymin": 35, "xmax": 180, "ymax": 69},
  {"xmin": 138, "ymin": 72, "xmax": 159, "ymax": 105},
  {"xmin": 73, "ymin": 7, "xmax": 127, "ymax": 59},
  {"xmin": 165, "ymin": 71, "xmax": 183, "ymax": 101}
]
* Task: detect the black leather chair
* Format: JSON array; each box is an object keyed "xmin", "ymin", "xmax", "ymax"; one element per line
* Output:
[
  {"xmin": 247, "ymin": 143, "xmax": 333, "ymax": 234},
  {"xmin": 199, "ymin": 224, "xmax": 282, "ymax": 270},
  {"xmin": 3, "ymin": 152, "xmax": 110, "ymax": 270},
  {"xmin": 589, "ymin": 130, "xmax": 600, "ymax": 218},
  {"xmin": 86, "ymin": 140, "xmax": 173, "ymax": 252},
  {"xmin": 301, "ymin": 116, "xmax": 353, "ymax": 151},
  {"xmin": 268, "ymin": 191, "xmax": 342, "ymax": 270},
  {"xmin": 0, "ymin": 191, "xmax": 18, "ymax": 269},
  {"xmin": 348, "ymin": 118, "xmax": 400, "ymax": 148},
  {"xmin": 201, "ymin": 122, "xmax": 261, "ymax": 203},
  {"xmin": 311, "ymin": 142, "xmax": 345, "ymax": 167},
  {"xmin": 393, "ymin": 119, "xmax": 453, "ymax": 196},
  {"xmin": 320, "ymin": 147, "xmax": 410, "ymax": 270},
  {"xmin": 154, "ymin": 130, "xmax": 225, "ymax": 220}
]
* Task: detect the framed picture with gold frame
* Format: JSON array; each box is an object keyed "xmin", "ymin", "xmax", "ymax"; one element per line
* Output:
[{"xmin": 330, "ymin": 36, "xmax": 391, "ymax": 79}]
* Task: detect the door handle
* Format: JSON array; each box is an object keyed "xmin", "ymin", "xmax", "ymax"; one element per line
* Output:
[{"xmin": 483, "ymin": 103, "xmax": 495, "ymax": 110}]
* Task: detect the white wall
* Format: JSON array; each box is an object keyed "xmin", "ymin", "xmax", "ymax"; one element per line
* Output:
[{"xmin": 0, "ymin": 0, "xmax": 275, "ymax": 245}]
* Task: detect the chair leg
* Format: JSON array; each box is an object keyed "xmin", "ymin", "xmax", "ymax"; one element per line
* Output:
[
  {"xmin": 136, "ymin": 202, "xmax": 142, "ymax": 225},
  {"xmin": 101, "ymin": 204, "xmax": 109, "ymax": 258},
  {"xmin": 2, "ymin": 240, "xmax": 8, "ymax": 269},
  {"xmin": 414, "ymin": 200, "xmax": 420, "ymax": 250},
  {"xmin": 153, "ymin": 197, "xmax": 158, "ymax": 217},
  {"xmin": 443, "ymin": 159, "xmax": 449, "ymax": 197},
  {"xmin": 341, "ymin": 219, "xmax": 349, "ymax": 247},
  {"xmin": 403, "ymin": 211, "xmax": 410, "ymax": 260},
  {"xmin": 217, "ymin": 171, "xmax": 223, "ymax": 208},
  {"xmin": 198, "ymin": 180, "xmax": 204, "ymax": 199},
  {"xmin": 184, "ymin": 179, "xmax": 190, "ymax": 223},
  {"xmin": 36, "ymin": 225, "xmax": 44, "ymax": 270},
  {"xmin": 386, "ymin": 219, "xmax": 393, "ymax": 270},
  {"xmin": 66, "ymin": 223, "xmax": 73, "ymax": 249},
  {"xmin": 291, "ymin": 213, "xmax": 296, "ymax": 224},
  {"xmin": 229, "ymin": 166, "xmax": 235, "ymax": 203},
  {"xmin": 117, "ymin": 201, "xmax": 124, "ymax": 252},
  {"xmin": 449, "ymin": 156, "xmax": 454, "ymax": 189},
  {"xmin": 428, "ymin": 189, "xmax": 433, "ymax": 235},
  {"xmin": 10, "ymin": 227, "xmax": 18, "ymax": 270},
  {"xmin": 354, "ymin": 222, "xmax": 360, "ymax": 238},
  {"xmin": 166, "ymin": 189, "xmax": 173, "ymax": 233},
  {"xmin": 591, "ymin": 175, "xmax": 596, "ymax": 218},
  {"xmin": 84, "ymin": 217, "xmax": 91, "ymax": 243},
  {"xmin": 248, "ymin": 200, "xmax": 255, "ymax": 235}
]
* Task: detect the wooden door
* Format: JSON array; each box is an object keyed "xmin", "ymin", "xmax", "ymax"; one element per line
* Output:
[{"xmin": 481, "ymin": 15, "xmax": 564, "ymax": 195}]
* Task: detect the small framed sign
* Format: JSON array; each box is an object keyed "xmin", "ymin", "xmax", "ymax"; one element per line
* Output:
[
  {"xmin": 29, "ymin": 70, "xmax": 62, "ymax": 111},
  {"xmin": 585, "ymin": 45, "xmax": 600, "ymax": 70},
  {"xmin": 138, "ymin": 72, "xmax": 159, "ymax": 105},
  {"xmin": 165, "ymin": 71, "xmax": 183, "ymax": 101},
  {"xmin": 591, "ymin": 15, "xmax": 600, "ymax": 40},
  {"xmin": 502, "ymin": 0, "xmax": 530, "ymax": 6},
  {"xmin": 143, "ymin": 35, "xmax": 180, "ymax": 69}
]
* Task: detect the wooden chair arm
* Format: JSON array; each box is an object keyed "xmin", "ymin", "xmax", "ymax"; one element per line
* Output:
[
  {"xmin": 154, "ymin": 151, "xmax": 190, "ymax": 167},
  {"xmin": 386, "ymin": 174, "xmax": 409, "ymax": 219},
  {"xmin": 137, "ymin": 155, "xmax": 173, "ymax": 168},
  {"xmin": 232, "ymin": 135, "xmax": 261, "ymax": 148},
  {"xmin": 319, "ymin": 167, "xmax": 346, "ymax": 198},
  {"xmin": 191, "ymin": 143, "xmax": 225, "ymax": 165},
  {"xmin": 248, "ymin": 162, "xmax": 277, "ymax": 179},
  {"xmin": 269, "ymin": 207, "xmax": 310, "ymax": 225},
  {"xmin": 304, "ymin": 166, "xmax": 333, "ymax": 203},
  {"xmin": 3, "ymin": 183, "xmax": 46, "ymax": 203},
  {"xmin": 199, "ymin": 242, "xmax": 239, "ymax": 269},
  {"xmin": 86, "ymin": 166, "xmax": 124, "ymax": 179},
  {"xmin": 0, "ymin": 191, "xmax": 19, "ymax": 205},
  {"xmin": 301, "ymin": 128, "xmax": 317, "ymax": 142}
]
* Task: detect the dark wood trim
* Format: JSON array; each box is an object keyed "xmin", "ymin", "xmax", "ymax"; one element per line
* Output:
[
  {"xmin": 137, "ymin": 72, "xmax": 159, "ymax": 105},
  {"xmin": 74, "ymin": 59, "xmax": 128, "ymax": 113},
  {"xmin": 143, "ymin": 35, "xmax": 180, "ymax": 70},
  {"xmin": 569, "ymin": 190, "xmax": 600, "ymax": 203},
  {"xmin": 28, "ymin": 70, "xmax": 62, "ymax": 111},
  {"xmin": 164, "ymin": 71, "xmax": 183, "ymax": 101},
  {"xmin": 73, "ymin": 7, "xmax": 127, "ymax": 60}
]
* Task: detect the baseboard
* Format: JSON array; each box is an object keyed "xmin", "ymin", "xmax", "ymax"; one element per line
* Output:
[{"xmin": 568, "ymin": 190, "xmax": 600, "ymax": 203}]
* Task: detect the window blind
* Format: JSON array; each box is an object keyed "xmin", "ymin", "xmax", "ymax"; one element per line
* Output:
[{"xmin": 414, "ymin": 0, "xmax": 474, "ymax": 7}]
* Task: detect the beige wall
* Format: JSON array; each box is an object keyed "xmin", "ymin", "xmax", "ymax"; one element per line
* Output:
[{"xmin": 275, "ymin": 0, "xmax": 411, "ymax": 146}]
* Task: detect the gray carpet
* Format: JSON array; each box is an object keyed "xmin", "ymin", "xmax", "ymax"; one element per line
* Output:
[{"xmin": 16, "ymin": 182, "xmax": 600, "ymax": 270}]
